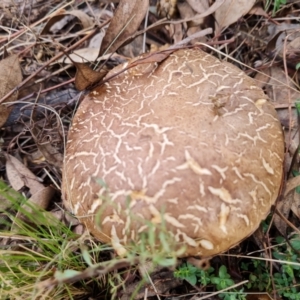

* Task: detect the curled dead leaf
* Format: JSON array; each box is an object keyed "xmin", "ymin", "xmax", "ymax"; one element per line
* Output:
[
  {"xmin": 14, "ymin": 187, "xmax": 56, "ymax": 226},
  {"xmin": 248, "ymin": 5, "xmax": 269, "ymax": 17},
  {"xmin": 274, "ymin": 176, "xmax": 300, "ymax": 235},
  {"xmin": 30, "ymin": 126, "xmax": 64, "ymax": 168},
  {"xmin": 29, "ymin": 185, "xmax": 54, "ymax": 209},
  {"xmin": 214, "ymin": 0, "xmax": 256, "ymax": 34},
  {"xmin": 99, "ymin": 48, "xmax": 177, "ymax": 88},
  {"xmin": 41, "ymin": 10, "xmax": 94, "ymax": 34},
  {"xmin": 12, "ymin": 201, "xmax": 60, "ymax": 231},
  {"xmin": 5, "ymin": 154, "xmax": 55, "ymax": 222},
  {"xmin": 0, "ymin": 55, "xmax": 22, "ymax": 128},
  {"xmin": 274, "ymin": 193, "xmax": 293, "ymax": 236},
  {"xmin": 58, "ymin": 48, "xmax": 99, "ymax": 64},
  {"xmin": 284, "ymin": 176, "xmax": 300, "ymax": 196},
  {"xmin": 291, "ymin": 192, "xmax": 300, "ymax": 219},
  {"xmin": 99, "ymin": 0, "xmax": 149, "ymax": 56},
  {"xmin": 74, "ymin": 63, "xmax": 109, "ymax": 91},
  {"xmin": 5, "ymin": 154, "xmax": 44, "ymax": 194},
  {"xmin": 247, "ymin": 293, "xmax": 273, "ymax": 300},
  {"xmin": 186, "ymin": 0, "xmax": 209, "ymax": 14}
]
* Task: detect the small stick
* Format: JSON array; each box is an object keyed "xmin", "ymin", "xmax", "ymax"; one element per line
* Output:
[{"xmin": 0, "ymin": 20, "xmax": 110, "ymax": 105}]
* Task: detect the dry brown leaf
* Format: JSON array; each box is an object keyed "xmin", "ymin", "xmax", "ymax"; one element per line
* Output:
[
  {"xmin": 274, "ymin": 193, "xmax": 293, "ymax": 236},
  {"xmin": 116, "ymin": 0, "xmax": 223, "ymax": 52},
  {"xmin": 57, "ymin": 51, "xmax": 122, "ymax": 65},
  {"xmin": 254, "ymin": 69, "xmax": 271, "ymax": 89},
  {"xmin": 266, "ymin": 67, "xmax": 300, "ymax": 121},
  {"xmin": 291, "ymin": 191, "xmax": 300, "ymax": 219},
  {"xmin": 99, "ymin": 0, "xmax": 149, "ymax": 56},
  {"xmin": 118, "ymin": 34, "xmax": 144, "ymax": 58},
  {"xmin": 177, "ymin": 1, "xmax": 204, "ymax": 28},
  {"xmin": 28, "ymin": 186, "xmax": 55, "ymax": 209},
  {"xmin": 74, "ymin": 63, "xmax": 108, "ymax": 91},
  {"xmin": 171, "ymin": 23, "xmax": 184, "ymax": 45},
  {"xmin": 36, "ymin": 142, "xmax": 64, "ymax": 168},
  {"xmin": 102, "ymin": 48, "xmax": 177, "ymax": 86},
  {"xmin": 248, "ymin": 5, "xmax": 269, "ymax": 17},
  {"xmin": 5, "ymin": 154, "xmax": 44, "ymax": 194},
  {"xmin": 31, "ymin": 126, "xmax": 64, "ymax": 168},
  {"xmin": 5, "ymin": 154, "xmax": 54, "ymax": 211},
  {"xmin": 127, "ymin": 48, "xmax": 177, "ymax": 67},
  {"xmin": 59, "ymin": 48, "xmax": 99, "ymax": 63},
  {"xmin": 186, "ymin": 0, "xmax": 209, "ymax": 14},
  {"xmin": 177, "ymin": 1, "xmax": 197, "ymax": 20},
  {"xmin": 5, "ymin": 160, "xmax": 26, "ymax": 192},
  {"xmin": 252, "ymin": 227, "xmax": 266, "ymax": 252},
  {"xmin": 287, "ymin": 36, "xmax": 300, "ymax": 52},
  {"xmin": 284, "ymin": 176, "xmax": 300, "ymax": 197},
  {"xmin": 214, "ymin": 0, "xmax": 255, "ymax": 34},
  {"xmin": 0, "ymin": 55, "xmax": 22, "ymax": 128},
  {"xmin": 274, "ymin": 176, "xmax": 300, "ymax": 235},
  {"xmin": 66, "ymin": 10, "xmax": 94, "ymax": 28},
  {"xmin": 15, "ymin": 200, "xmax": 59, "ymax": 228},
  {"xmin": 255, "ymin": 67, "xmax": 300, "ymax": 160},
  {"xmin": 41, "ymin": 10, "xmax": 93, "ymax": 34},
  {"xmin": 247, "ymin": 293, "xmax": 273, "ymax": 300},
  {"xmin": 15, "ymin": 187, "xmax": 54, "ymax": 219}
]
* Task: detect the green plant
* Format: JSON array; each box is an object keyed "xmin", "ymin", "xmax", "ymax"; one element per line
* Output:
[
  {"xmin": 2, "ymin": 177, "xmax": 300, "ymax": 300},
  {"xmin": 241, "ymin": 259, "xmax": 271, "ymax": 291},
  {"xmin": 94, "ymin": 178, "xmax": 186, "ymax": 262},
  {"xmin": 272, "ymin": 235, "xmax": 300, "ymax": 299},
  {"xmin": 0, "ymin": 180, "xmax": 184, "ymax": 299},
  {"xmin": 174, "ymin": 262, "xmax": 214, "ymax": 285},
  {"xmin": 174, "ymin": 263, "xmax": 246, "ymax": 300},
  {"xmin": 211, "ymin": 265, "xmax": 234, "ymax": 291},
  {"xmin": 241, "ymin": 234, "xmax": 300, "ymax": 300},
  {"xmin": 175, "ymin": 232, "xmax": 300, "ymax": 300},
  {"xmin": 0, "ymin": 180, "xmax": 106, "ymax": 299},
  {"xmin": 265, "ymin": 0, "xmax": 287, "ymax": 15}
]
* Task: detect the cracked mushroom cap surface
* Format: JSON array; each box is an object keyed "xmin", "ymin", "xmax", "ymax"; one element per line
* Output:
[{"xmin": 62, "ymin": 48, "xmax": 284, "ymax": 257}]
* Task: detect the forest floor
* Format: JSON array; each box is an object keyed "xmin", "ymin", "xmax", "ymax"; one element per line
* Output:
[{"xmin": 0, "ymin": 0, "xmax": 300, "ymax": 299}]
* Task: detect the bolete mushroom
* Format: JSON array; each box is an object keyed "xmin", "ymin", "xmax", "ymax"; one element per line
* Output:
[{"xmin": 62, "ymin": 48, "xmax": 284, "ymax": 257}]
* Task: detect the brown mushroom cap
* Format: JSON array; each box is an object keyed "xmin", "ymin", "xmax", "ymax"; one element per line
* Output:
[{"xmin": 62, "ymin": 48, "xmax": 284, "ymax": 257}]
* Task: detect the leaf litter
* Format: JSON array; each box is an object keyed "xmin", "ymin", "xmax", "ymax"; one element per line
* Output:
[{"xmin": 0, "ymin": 0, "xmax": 300, "ymax": 299}]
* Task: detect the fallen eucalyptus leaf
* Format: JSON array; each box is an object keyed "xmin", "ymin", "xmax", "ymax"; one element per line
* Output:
[
  {"xmin": 0, "ymin": 55, "xmax": 22, "ymax": 127},
  {"xmin": 99, "ymin": 0, "xmax": 149, "ymax": 56}
]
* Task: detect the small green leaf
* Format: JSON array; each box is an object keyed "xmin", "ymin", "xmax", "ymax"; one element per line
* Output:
[
  {"xmin": 295, "ymin": 101, "xmax": 300, "ymax": 115},
  {"xmin": 290, "ymin": 236, "xmax": 300, "ymax": 251},
  {"xmin": 211, "ymin": 277, "xmax": 221, "ymax": 285},
  {"xmin": 283, "ymin": 265, "xmax": 294, "ymax": 278},
  {"xmin": 186, "ymin": 274, "xmax": 197, "ymax": 285},
  {"xmin": 275, "ymin": 236, "xmax": 285, "ymax": 244},
  {"xmin": 186, "ymin": 263, "xmax": 198, "ymax": 273},
  {"xmin": 219, "ymin": 265, "xmax": 230, "ymax": 279}
]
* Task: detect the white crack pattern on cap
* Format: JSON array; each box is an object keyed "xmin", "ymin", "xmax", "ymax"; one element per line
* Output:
[{"xmin": 62, "ymin": 48, "xmax": 284, "ymax": 258}]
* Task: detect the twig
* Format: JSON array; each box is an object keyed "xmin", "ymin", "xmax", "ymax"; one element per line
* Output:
[
  {"xmin": 0, "ymin": 1, "xmax": 75, "ymax": 48},
  {"xmin": 0, "ymin": 25, "xmax": 106, "ymax": 105}
]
